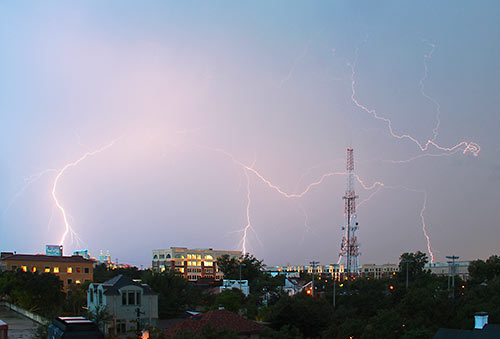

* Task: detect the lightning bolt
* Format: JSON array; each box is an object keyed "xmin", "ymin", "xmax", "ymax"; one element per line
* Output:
[
  {"xmin": 53, "ymin": 139, "xmax": 119, "ymax": 247},
  {"xmin": 348, "ymin": 46, "xmax": 480, "ymax": 156}
]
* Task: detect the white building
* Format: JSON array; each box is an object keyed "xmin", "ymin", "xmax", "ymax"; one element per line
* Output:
[
  {"xmin": 87, "ymin": 275, "xmax": 158, "ymax": 336},
  {"xmin": 425, "ymin": 261, "xmax": 470, "ymax": 280},
  {"xmin": 219, "ymin": 279, "xmax": 250, "ymax": 296}
]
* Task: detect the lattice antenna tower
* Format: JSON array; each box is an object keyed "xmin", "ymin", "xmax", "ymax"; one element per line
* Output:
[{"xmin": 340, "ymin": 147, "xmax": 360, "ymax": 276}]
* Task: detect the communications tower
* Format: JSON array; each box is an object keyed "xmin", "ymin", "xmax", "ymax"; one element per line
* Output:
[{"xmin": 340, "ymin": 147, "xmax": 360, "ymax": 277}]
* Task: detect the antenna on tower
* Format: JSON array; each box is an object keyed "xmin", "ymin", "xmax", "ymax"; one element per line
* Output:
[{"xmin": 340, "ymin": 147, "xmax": 360, "ymax": 278}]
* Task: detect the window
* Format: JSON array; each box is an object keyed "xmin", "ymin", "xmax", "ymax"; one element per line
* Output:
[
  {"xmin": 205, "ymin": 261, "xmax": 213, "ymax": 267},
  {"xmin": 128, "ymin": 292, "xmax": 135, "ymax": 305},
  {"xmin": 32, "ymin": 266, "xmax": 36, "ymax": 273},
  {"xmin": 11, "ymin": 265, "xmax": 17, "ymax": 270},
  {"xmin": 67, "ymin": 267, "xmax": 73, "ymax": 273},
  {"xmin": 53, "ymin": 267, "xmax": 59, "ymax": 273},
  {"xmin": 76, "ymin": 267, "xmax": 81, "ymax": 273},
  {"xmin": 166, "ymin": 254, "xmax": 171, "ymax": 258},
  {"xmin": 159, "ymin": 254, "xmax": 164, "ymax": 259},
  {"xmin": 136, "ymin": 292, "xmax": 141, "ymax": 305},
  {"xmin": 205, "ymin": 255, "xmax": 213, "ymax": 260},
  {"xmin": 75, "ymin": 280, "xmax": 81, "ymax": 284},
  {"xmin": 44, "ymin": 266, "xmax": 50, "ymax": 273},
  {"xmin": 89, "ymin": 290, "xmax": 94, "ymax": 303},
  {"xmin": 21, "ymin": 266, "xmax": 27, "ymax": 272},
  {"xmin": 153, "ymin": 254, "xmax": 158, "ymax": 259},
  {"xmin": 122, "ymin": 292, "xmax": 127, "ymax": 305},
  {"xmin": 98, "ymin": 290, "xmax": 103, "ymax": 304},
  {"xmin": 116, "ymin": 320, "xmax": 126, "ymax": 334},
  {"xmin": 84, "ymin": 267, "xmax": 89, "ymax": 274},
  {"xmin": 67, "ymin": 279, "xmax": 72, "ymax": 285}
]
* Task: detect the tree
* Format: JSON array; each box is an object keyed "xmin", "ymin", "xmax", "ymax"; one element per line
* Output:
[
  {"xmin": 398, "ymin": 251, "xmax": 429, "ymax": 283},
  {"xmin": 215, "ymin": 289, "xmax": 245, "ymax": 313},
  {"xmin": 469, "ymin": 255, "xmax": 500, "ymax": 283},
  {"xmin": 88, "ymin": 304, "xmax": 112, "ymax": 334}
]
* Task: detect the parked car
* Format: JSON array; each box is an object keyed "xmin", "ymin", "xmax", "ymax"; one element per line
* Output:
[{"xmin": 48, "ymin": 316, "xmax": 104, "ymax": 339}]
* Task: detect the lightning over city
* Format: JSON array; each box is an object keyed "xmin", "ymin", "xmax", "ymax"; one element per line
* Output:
[{"xmin": 2, "ymin": 1, "xmax": 496, "ymax": 285}]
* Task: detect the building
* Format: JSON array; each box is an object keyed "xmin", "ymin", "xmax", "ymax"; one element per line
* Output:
[
  {"xmin": 1, "ymin": 253, "xmax": 94, "ymax": 291},
  {"xmin": 219, "ymin": 279, "xmax": 250, "ymax": 296},
  {"xmin": 165, "ymin": 309, "xmax": 266, "ymax": 338},
  {"xmin": 87, "ymin": 275, "xmax": 158, "ymax": 336},
  {"xmin": 360, "ymin": 263, "xmax": 399, "ymax": 279},
  {"xmin": 273, "ymin": 264, "xmax": 346, "ymax": 280},
  {"xmin": 425, "ymin": 261, "xmax": 470, "ymax": 280},
  {"xmin": 434, "ymin": 312, "xmax": 500, "ymax": 338},
  {"xmin": 152, "ymin": 247, "xmax": 242, "ymax": 282}
]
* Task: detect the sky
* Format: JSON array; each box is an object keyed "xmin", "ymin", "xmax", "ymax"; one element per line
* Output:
[{"xmin": 1, "ymin": 1, "xmax": 499, "ymax": 268}]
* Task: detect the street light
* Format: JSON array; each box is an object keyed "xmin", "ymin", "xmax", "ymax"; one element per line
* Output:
[
  {"xmin": 239, "ymin": 260, "xmax": 246, "ymax": 293},
  {"xmin": 309, "ymin": 261, "xmax": 319, "ymax": 298},
  {"xmin": 401, "ymin": 259, "xmax": 413, "ymax": 290}
]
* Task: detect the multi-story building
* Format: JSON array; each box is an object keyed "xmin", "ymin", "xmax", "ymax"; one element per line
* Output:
[
  {"xmin": 87, "ymin": 274, "xmax": 158, "ymax": 336},
  {"xmin": 152, "ymin": 247, "xmax": 242, "ymax": 282},
  {"xmin": 361, "ymin": 263, "xmax": 399, "ymax": 279},
  {"xmin": 272, "ymin": 264, "xmax": 346, "ymax": 280},
  {"xmin": 425, "ymin": 261, "xmax": 470, "ymax": 280},
  {"xmin": 1, "ymin": 253, "xmax": 94, "ymax": 290}
]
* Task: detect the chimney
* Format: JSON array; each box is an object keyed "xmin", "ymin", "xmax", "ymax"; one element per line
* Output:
[{"xmin": 474, "ymin": 312, "xmax": 488, "ymax": 330}]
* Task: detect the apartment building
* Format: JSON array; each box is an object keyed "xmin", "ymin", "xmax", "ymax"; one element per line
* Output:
[
  {"xmin": 1, "ymin": 253, "xmax": 94, "ymax": 290},
  {"xmin": 152, "ymin": 247, "xmax": 242, "ymax": 282},
  {"xmin": 360, "ymin": 263, "xmax": 399, "ymax": 279}
]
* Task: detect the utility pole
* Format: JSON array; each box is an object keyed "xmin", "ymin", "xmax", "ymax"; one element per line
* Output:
[
  {"xmin": 331, "ymin": 264, "xmax": 337, "ymax": 308},
  {"xmin": 446, "ymin": 255, "xmax": 459, "ymax": 298},
  {"xmin": 310, "ymin": 261, "xmax": 319, "ymax": 298}
]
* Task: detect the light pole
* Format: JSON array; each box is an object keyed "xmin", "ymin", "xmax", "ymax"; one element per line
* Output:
[
  {"xmin": 239, "ymin": 261, "xmax": 246, "ymax": 293},
  {"xmin": 446, "ymin": 255, "xmax": 459, "ymax": 298},
  {"xmin": 331, "ymin": 264, "xmax": 337, "ymax": 308},
  {"xmin": 401, "ymin": 259, "xmax": 413, "ymax": 290},
  {"xmin": 309, "ymin": 261, "xmax": 319, "ymax": 298}
]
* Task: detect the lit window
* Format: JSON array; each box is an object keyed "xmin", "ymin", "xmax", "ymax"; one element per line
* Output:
[
  {"xmin": 53, "ymin": 267, "xmax": 59, "ymax": 273},
  {"xmin": 21, "ymin": 266, "xmax": 27, "ymax": 272},
  {"xmin": 205, "ymin": 261, "xmax": 213, "ymax": 267},
  {"xmin": 67, "ymin": 267, "xmax": 73, "ymax": 273},
  {"xmin": 205, "ymin": 255, "xmax": 213, "ymax": 260},
  {"xmin": 75, "ymin": 280, "xmax": 81, "ymax": 284},
  {"xmin": 76, "ymin": 267, "xmax": 81, "ymax": 273},
  {"xmin": 197, "ymin": 255, "xmax": 201, "ymax": 260},
  {"xmin": 32, "ymin": 266, "xmax": 36, "ymax": 273},
  {"xmin": 179, "ymin": 268, "xmax": 184, "ymax": 273},
  {"xmin": 45, "ymin": 266, "xmax": 50, "ymax": 273}
]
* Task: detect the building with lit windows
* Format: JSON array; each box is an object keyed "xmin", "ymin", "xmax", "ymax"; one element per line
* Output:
[
  {"xmin": 1, "ymin": 253, "xmax": 94, "ymax": 290},
  {"xmin": 87, "ymin": 275, "xmax": 158, "ymax": 336},
  {"xmin": 152, "ymin": 247, "xmax": 242, "ymax": 282},
  {"xmin": 360, "ymin": 263, "xmax": 399, "ymax": 279},
  {"xmin": 271, "ymin": 264, "xmax": 346, "ymax": 280}
]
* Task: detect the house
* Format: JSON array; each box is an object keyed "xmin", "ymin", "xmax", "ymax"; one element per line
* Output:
[
  {"xmin": 283, "ymin": 277, "xmax": 302, "ymax": 296},
  {"xmin": 87, "ymin": 275, "xmax": 158, "ymax": 336},
  {"xmin": 218, "ymin": 279, "xmax": 250, "ymax": 296},
  {"xmin": 434, "ymin": 312, "xmax": 500, "ymax": 338},
  {"xmin": 1, "ymin": 253, "xmax": 94, "ymax": 291},
  {"xmin": 165, "ymin": 309, "xmax": 266, "ymax": 338}
]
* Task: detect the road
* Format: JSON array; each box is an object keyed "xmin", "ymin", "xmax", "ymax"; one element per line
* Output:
[{"xmin": 0, "ymin": 306, "xmax": 39, "ymax": 339}]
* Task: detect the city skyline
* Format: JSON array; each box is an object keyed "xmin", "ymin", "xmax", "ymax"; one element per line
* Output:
[{"xmin": 1, "ymin": 1, "xmax": 499, "ymax": 268}]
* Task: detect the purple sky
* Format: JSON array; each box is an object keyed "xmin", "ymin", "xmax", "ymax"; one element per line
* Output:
[{"xmin": 1, "ymin": 1, "xmax": 499, "ymax": 268}]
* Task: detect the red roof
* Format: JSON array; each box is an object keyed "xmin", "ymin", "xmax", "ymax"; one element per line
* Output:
[{"xmin": 165, "ymin": 309, "xmax": 266, "ymax": 337}]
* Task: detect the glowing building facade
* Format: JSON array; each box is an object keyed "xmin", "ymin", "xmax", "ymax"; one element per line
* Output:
[{"xmin": 152, "ymin": 247, "xmax": 241, "ymax": 281}]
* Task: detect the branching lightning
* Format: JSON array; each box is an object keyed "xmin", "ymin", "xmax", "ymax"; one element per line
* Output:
[
  {"xmin": 53, "ymin": 139, "xmax": 119, "ymax": 247},
  {"xmin": 348, "ymin": 47, "xmax": 480, "ymax": 157}
]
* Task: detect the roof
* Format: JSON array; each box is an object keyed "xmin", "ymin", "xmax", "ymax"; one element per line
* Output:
[
  {"xmin": 434, "ymin": 325, "xmax": 500, "ymax": 339},
  {"xmin": 165, "ymin": 309, "xmax": 266, "ymax": 337},
  {"xmin": 2, "ymin": 254, "xmax": 94, "ymax": 264},
  {"xmin": 95, "ymin": 275, "xmax": 157, "ymax": 296}
]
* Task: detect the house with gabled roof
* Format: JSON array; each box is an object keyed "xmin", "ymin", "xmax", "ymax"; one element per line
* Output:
[{"xmin": 88, "ymin": 274, "xmax": 158, "ymax": 336}]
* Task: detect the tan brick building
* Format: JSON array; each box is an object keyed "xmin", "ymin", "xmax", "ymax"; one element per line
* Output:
[{"xmin": 1, "ymin": 253, "xmax": 94, "ymax": 291}]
